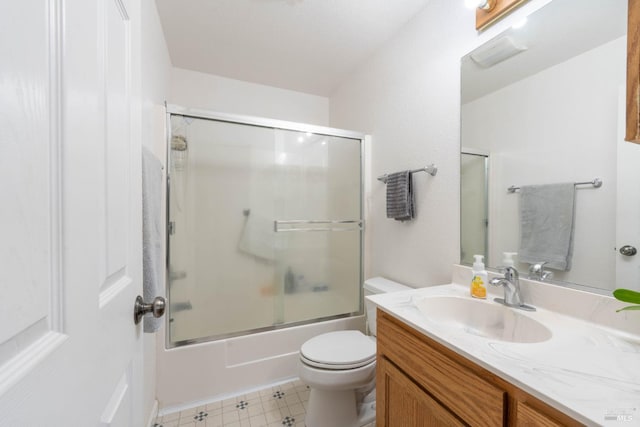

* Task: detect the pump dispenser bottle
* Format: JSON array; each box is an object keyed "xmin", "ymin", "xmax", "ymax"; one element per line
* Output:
[
  {"xmin": 502, "ymin": 252, "xmax": 517, "ymax": 268},
  {"xmin": 470, "ymin": 255, "xmax": 488, "ymax": 299}
]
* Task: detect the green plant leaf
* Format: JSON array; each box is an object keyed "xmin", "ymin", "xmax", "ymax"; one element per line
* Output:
[
  {"xmin": 616, "ymin": 305, "xmax": 640, "ymax": 312},
  {"xmin": 613, "ymin": 288, "xmax": 640, "ymax": 304}
]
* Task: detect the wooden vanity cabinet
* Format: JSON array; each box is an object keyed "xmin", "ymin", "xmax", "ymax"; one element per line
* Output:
[{"xmin": 376, "ymin": 311, "xmax": 583, "ymax": 427}]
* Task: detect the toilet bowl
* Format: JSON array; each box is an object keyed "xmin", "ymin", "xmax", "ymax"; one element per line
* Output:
[
  {"xmin": 298, "ymin": 277, "xmax": 411, "ymax": 427},
  {"xmin": 299, "ymin": 330, "xmax": 377, "ymax": 427}
]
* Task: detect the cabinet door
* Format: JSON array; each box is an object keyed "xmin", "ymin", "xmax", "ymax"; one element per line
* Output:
[
  {"xmin": 378, "ymin": 357, "xmax": 466, "ymax": 427},
  {"xmin": 516, "ymin": 401, "xmax": 564, "ymax": 427},
  {"xmin": 378, "ymin": 311, "xmax": 505, "ymax": 426}
]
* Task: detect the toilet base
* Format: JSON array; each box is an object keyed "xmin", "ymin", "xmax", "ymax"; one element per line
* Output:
[{"xmin": 305, "ymin": 388, "xmax": 376, "ymax": 427}]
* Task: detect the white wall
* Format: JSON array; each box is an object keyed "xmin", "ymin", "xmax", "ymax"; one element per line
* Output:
[
  {"xmin": 329, "ymin": 0, "xmax": 553, "ymax": 288},
  {"xmin": 141, "ymin": 1, "xmax": 172, "ymax": 425},
  {"xmin": 169, "ymin": 67, "xmax": 330, "ymax": 126},
  {"xmin": 462, "ymin": 37, "xmax": 625, "ymax": 288}
]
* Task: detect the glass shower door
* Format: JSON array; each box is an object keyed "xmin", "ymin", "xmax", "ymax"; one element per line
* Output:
[
  {"xmin": 273, "ymin": 129, "xmax": 362, "ymax": 325},
  {"xmin": 167, "ymin": 112, "xmax": 363, "ymax": 346},
  {"xmin": 168, "ymin": 115, "xmax": 281, "ymax": 343}
]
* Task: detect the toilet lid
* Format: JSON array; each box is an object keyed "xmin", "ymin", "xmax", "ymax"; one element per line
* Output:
[{"xmin": 300, "ymin": 330, "xmax": 376, "ymax": 370}]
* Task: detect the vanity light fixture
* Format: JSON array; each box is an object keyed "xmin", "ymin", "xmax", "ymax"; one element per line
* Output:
[
  {"xmin": 465, "ymin": 0, "xmax": 497, "ymax": 11},
  {"xmin": 471, "ymin": 0, "xmax": 530, "ymax": 31}
]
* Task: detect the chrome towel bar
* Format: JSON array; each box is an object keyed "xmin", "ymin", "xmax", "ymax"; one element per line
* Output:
[
  {"xmin": 507, "ymin": 177, "xmax": 602, "ymax": 193},
  {"xmin": 377, "ymin": 164, "xmax": 438, "ymax": 183}
]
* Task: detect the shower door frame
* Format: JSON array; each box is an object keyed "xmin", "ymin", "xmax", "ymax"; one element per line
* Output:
[
  {"xmin": 460, "ymin": 148, "xmax": 489, "ymax": 266},
  {"xmin": 165, "ymin": 104, "xmax": 366, "ymax": 348}
]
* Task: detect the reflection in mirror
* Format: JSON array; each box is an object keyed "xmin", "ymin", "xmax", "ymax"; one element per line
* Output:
[
  {"xmin": 460, "ymin": 150, "xmax": 488, "ymax": 266},
  {"xmin": 460, "ymin": 0, "xmax": 637, "ymax": 292}
]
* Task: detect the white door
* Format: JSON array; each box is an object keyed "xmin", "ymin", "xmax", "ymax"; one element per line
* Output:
[
  {"xmin": 0, "ymin": 0, "xmax": 145, "ymax": 425},
  {"xmin": 616, "ymin": 87, "xmax": 640, "ymax": 291}
]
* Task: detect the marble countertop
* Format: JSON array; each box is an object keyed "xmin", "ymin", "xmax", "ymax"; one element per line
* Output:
[{"xmin": 368, "ymin": 279, "xmax": 640, "ymax": 426}]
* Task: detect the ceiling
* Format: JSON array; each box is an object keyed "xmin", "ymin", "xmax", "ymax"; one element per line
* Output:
[{"xmin": 155, "ymin": 0, "xmax": 430, "ymax": 97}]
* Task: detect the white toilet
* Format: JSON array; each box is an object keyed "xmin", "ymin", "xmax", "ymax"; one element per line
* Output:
[{"xmin": 298, "ymin": 277, "xmax": 411, "ymax": 427}]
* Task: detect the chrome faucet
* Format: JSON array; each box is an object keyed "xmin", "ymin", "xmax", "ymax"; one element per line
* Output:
[
  {"xmin": 489, "ymin": 266, "xmax": 536, "ymax": 311},
  {"xmin": 528, "ymin": 261, "xmax": 553, "ymax": 282}
]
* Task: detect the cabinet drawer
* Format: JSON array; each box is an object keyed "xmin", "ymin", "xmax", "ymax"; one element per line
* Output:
[{"xmin": 378, "ymin": 311, "xmax": 506, "ymax": 427}]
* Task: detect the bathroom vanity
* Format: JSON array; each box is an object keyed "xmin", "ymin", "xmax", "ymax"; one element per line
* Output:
[
  {"xmin": 377, "ymin": 311, "xmax": 577, "ymax": 426},
  {"xmin": 368, "ymin": 266, "xmax": 640, "ymax": 427}
]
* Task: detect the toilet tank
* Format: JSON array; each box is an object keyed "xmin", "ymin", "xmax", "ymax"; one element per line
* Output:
[{"xmin": 364, "ymin": 277, "xmax": 411, "ymax": 336}]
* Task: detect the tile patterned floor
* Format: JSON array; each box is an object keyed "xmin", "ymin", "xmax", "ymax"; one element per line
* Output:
[{"xmin": 153, "ymin": 379, "xmax": 376, "ymax": 427}]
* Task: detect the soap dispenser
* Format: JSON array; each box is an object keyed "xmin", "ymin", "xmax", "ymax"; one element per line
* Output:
[
  {"xmin": 502, "ymin": 252, "xmax": 518, "ymax": 268},
  {"xmin": 470, "ymin": 255, "xmax": 488, "ymax": 299}
]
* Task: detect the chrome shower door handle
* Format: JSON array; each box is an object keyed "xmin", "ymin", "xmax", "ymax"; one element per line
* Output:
[
  {"xmin": 620, "ymin": 245, "xmax": 638, "ymax": 256},
  {"xmin": 134, "ymin": 295, "xmax": 166, "ymax": 324}
]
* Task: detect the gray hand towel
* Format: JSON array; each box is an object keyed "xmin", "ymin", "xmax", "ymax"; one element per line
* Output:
[
  {"xmin": 519, "ymin": 183, "xmax": 576, "ymax": 271},
  {"xmin": 142, "ymin": 147, "xmax": 164, "ymax": 333},
  {"xmin": 386, "ymin": 171, "xmax": 415, "ymax": 221}
]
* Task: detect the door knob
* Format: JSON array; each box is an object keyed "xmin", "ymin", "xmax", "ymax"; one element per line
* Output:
[
  {"xmin": 134, "ymin": 295, "xmax": 166, "ymax": 324},
  {"xmin": 619, "ymin": 245, "xmax": 637, "ymax": 256}
]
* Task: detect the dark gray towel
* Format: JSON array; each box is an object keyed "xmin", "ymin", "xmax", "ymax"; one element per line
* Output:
[{"xmin": 386, "ymin": 171, "xmax": 415, "ymax": 221}]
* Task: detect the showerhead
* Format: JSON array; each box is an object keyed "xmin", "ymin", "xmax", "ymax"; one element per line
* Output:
[
  {"xmin": 171, "ymin": 135, "xmax": 188, "ymax": 151},
  {"xmin": 171, "ymin": 135, "xmax": 188, "ymax": 172}
]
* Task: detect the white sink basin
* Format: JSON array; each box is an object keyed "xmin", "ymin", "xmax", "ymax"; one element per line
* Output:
[{"xmin": 413, "ymin": 296, "xmax": 552, "ymax": 343}]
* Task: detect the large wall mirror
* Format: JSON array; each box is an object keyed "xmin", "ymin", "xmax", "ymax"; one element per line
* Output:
[{"xmin": 460, "ymin": 0, "xmax": 639, "ymax": 293}]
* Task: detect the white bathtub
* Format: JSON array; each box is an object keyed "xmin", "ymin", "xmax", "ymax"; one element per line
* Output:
[{"xmin": 155, "ymin": 315, "xmax": 365, "ymax": 413}]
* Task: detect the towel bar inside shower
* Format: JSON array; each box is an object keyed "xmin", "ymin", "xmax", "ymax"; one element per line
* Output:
[
  {"xmin": 507, "ymin": 177, "xmax": 602, "ymax": 193},
  {"xmin": 377, "ymin": 164, "xmax": 438, "ymax": 183}
]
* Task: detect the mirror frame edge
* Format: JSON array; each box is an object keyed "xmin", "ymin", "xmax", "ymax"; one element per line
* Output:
[{"xmin": 627, "ymin": 0, "xmax": 640, "ymax": 142}]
